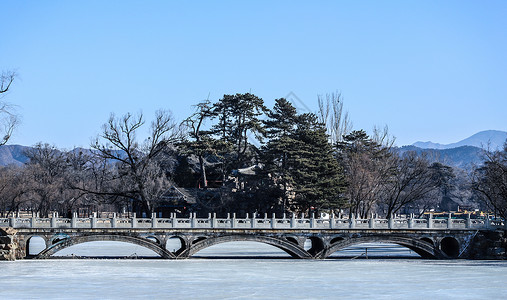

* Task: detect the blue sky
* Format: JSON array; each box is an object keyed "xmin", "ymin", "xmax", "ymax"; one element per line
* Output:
[{"xmin": 1, "ymin": 0, "xmax": 506, "ymax": 149}]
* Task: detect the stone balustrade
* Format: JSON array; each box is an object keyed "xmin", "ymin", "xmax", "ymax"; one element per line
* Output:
[{"xmin": 0, "ymin": 212, "xmax": 505, "ymax": 230}]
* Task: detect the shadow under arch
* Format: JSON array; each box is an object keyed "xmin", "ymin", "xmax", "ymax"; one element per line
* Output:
[
  {"xmin": 36, "ymin": 235, "xmax": 175, "ymax": 259},
  {"xmin": 318, "ymin": 235, "xmax": 447, "ymax": 259},
  {"xmin": 181, "ymin": 235, "xmax": 313, "ymax": 259}
]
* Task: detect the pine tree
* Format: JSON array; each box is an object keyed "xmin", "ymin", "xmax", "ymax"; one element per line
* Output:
[
  {"xmin": 262, "ymin": 100, "xmax": 346, "ymax": 213},
  {"xmin": 211, "ymin": 93, "xmax": 267, "ymax": 183},
  {"xmin": 261, "ymin": 98, "xmax": 300, "ymax": 211},
  {"xmin": 291, "ymin": 113, "xmax": 347, "ymax": 212}
]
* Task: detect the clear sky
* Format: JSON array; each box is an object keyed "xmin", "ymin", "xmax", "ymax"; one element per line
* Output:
[{"xmin": 1, "ymin": 0, "xmax": 506, "ymax": 149}]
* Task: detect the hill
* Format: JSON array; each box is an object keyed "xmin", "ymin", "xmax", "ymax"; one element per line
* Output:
[
  {"xmin": 0, "ymin": 145, "xmax": 31, "ymax": 167},
  {"xmin": 413, "ymin": 130, "xmax": 507, "ymax": 150},
  {"xmin": 398, "ymin": 145, "xmax": 484, "ymax": 169}
]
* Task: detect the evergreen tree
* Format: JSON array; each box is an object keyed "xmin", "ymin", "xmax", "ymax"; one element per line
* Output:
[
  {"xmin": 262, "ymin": 100, "xmax": 346, "ymax": 213},
  {"xmin": 291, "ymin": 113, "xmax": 347, "ymax": 212},
  {"xmin": 261, "ymin": 98, "xmax": 300, "ymax": 211},
  {"xmin": 182, "ymin": 100, "xmax": 215, "ymax": 188},
  {"xmin": 211, "ymin": 93, "xmax": 267, "ymax": 183}
]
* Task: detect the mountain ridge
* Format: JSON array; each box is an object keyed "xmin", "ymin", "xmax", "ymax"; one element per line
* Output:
[
  {"xmin": 1, "ymin": 130, "xmax": 505, "ymax": 169},
  {"xmin": 413, "ymin": 130, "xmax": 507, "ymax": 150}
]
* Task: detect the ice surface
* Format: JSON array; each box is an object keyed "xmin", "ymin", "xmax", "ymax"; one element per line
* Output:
[{"xmin": 3, "ymin": 241, "xmax": 506, "ymax": 299}]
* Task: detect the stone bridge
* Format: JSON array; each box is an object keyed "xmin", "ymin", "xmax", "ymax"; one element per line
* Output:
[{"xmin": 1, "ymin": 213, "xmax": 506, "ymax": 260}]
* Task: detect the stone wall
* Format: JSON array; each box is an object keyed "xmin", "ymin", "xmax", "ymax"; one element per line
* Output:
[
  {"xmin": 0, "ymin": 227, "xmax": 18, "ymax": 261},
  {"xmin": 469, "ymin": 230, "xmax": 507, "ymax": 260}
]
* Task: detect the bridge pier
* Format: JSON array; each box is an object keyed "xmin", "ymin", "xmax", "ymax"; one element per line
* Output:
[{"xmin": 0, "ymin": 228, "xmax": 18, "ymax": 260}]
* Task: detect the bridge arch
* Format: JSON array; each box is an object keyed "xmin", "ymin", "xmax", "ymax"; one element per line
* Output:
[
  {"xmin": 36, "ymin": 235, "xmax": 175, "ymax": 259},
  {"xmin": 166, "ymin": 235, "xmax": 187, "ymax": 255},
  {"xmin": 318, "ymin": 235, "xmax": 447, "ymax": 259},
  {"xmin": 181, "ymin": 235, "xmax": 313, "ymax": 259},
  {"xmin": 26, "ymin": 235, "xmax": 48, "ymax": 256},
  {"xmin": 440, "ymin": 237, "xmax": 460, "ymax": 258},
  {"xmin": 304, "ymin": 236, "xmax": 325, "ymax": 256}
]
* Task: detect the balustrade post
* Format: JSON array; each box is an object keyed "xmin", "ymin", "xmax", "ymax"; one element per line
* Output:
[
  {"xmin": 212, "ymin": 213, "xmax": 217, "ymax": 228},
  {"xmin": 388, "ymin": 214, "xmax": 394, "ymax": 229},
  {"xmin": 486, "ymin": 214, "xmax": 491, "ymax": 229},
  {"xmin": 251, "ymin": 212, "xmax": 256, "ymax": 229},
  {"xmin": 330, "ymin": 213, "xmax": 335, "ymax": 229},
  {"xmin": 9, "ymin": 216, "xmax": 15, "ymax": 228},
  {"xmin": 271, "ymin": 213, "xmax": 276, "ymax": 229},
  {"xmin": 112, "ymin": 213, "xmax": 117, "ymax": 228},
  {"xmin": 310, "ymin": 213, "xmax": 315, "ymax": 229},
  {"xmin": 447, "ymin": 213, "xmax": 452, "ymax": 229},
  {"xmin": 31, "ymin": 215, "xmax": 37, "ymax": 228},
  {"xmin": 191, "ymin": 213, "xmax": 197, "ymax": 228},
  {"xmin": 71, "ymin": 212, "xmax": 77, "ymax": 228},
  {"xmin": 131, "ymin": 213, "xmax": 137, "ymax": 228},
  {"xmin": 349, "ymin": 215, "xmax": 356, "ymax": 229},
  {"xmin": 408, "ymin": 214, "xmax": 414, "ymax": 229},
  {"xmin": 91, "ymin": 212, "xmax": 97, "ymax": 228},
  {"xmin": 172, "ymin": 213, "xmax": 177, "ymax": 228},
  {"xmin": 231, "ymin": 213, "xmax": 236, "ymax": 228},
  {"xmin": 466, "ymin": 213, "xmax": 471, "ymax": 229},
  {"xmin": 291, "ymin": 213, "xmax": 296, "ymax": 229},
  {"xmin": 149, "ymin": 213, "xmax": 156, "ymax": 228},
  {"xmin": 369, "ymin": 214, "xmax": 375, "ymax": 229},
  {"xmin": 427, "ymin": 213, "xmax": 433, "ymax": 229},
  {"xmin": 51, "ymin": 212, "xmax": 57, "ymax": 228}
]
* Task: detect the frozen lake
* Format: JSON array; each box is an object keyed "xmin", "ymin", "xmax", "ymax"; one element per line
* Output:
[{"xmin": 2, "ymin": 241, "xmax": 507, "ymax": 299}]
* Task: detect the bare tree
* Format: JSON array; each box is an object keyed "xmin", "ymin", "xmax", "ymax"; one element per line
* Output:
[
  {"xmin": 0, "ymin": 167, "xmax": 27, "ymax": 217},
  {"xmin": 379, "ymin": 152, "xmax": 438, "ymax": 217},
  {"xmin": 372, "ymin": 125, "xmax": 396, "ymax": 149},
  {"xmin": 472, "ymin": 141, "xmax": 507, "ymax": 219},
  {"xmin": 91, "ymin": 110, "xmax": 182, "ymax": 214},
  {"xmin": 317, "ymin": 92, "xmax": 352, "ymax": 144},
  {"xmin": 0, "ymin": 70, "xmax": 19, "ymax": 145},
  {"xmin": 337, "ymin": 130, "xmax": 395, "ymax": 218},
  {"xmin": 23, "ymin": 143, "xmax": 67, "ymax": 217}
]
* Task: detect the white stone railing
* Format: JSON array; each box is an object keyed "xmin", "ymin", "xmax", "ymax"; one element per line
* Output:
[{"xmin": 0, "ymin": 212, "xmax": 505, "ymax": 230}]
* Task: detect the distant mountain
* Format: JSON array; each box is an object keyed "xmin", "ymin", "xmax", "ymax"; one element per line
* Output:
[
  {"xmin": 398, "ymin": 145, "xmax": 484, "ymax": 169},
  {"xmin": 1, "ymin": 131, "xmax": 503, "ymax": 170},
  {"xmin": 0, "ymin": 145, "xmax": 131, "ymax": 167},
  {"xmin": 0, "ymin": 145, "xmax": 180, "ymax": 169},
  {"xmin": 413, "ymin": 130, "xmax": 507, "ymax": 150},
  {"xmin": 0, "ymin": 145, "xmax": 31, "ymax": 167}
]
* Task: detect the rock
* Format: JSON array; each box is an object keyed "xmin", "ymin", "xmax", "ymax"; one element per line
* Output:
[
  {"xmin": 469, "ymin": 230, "xmax": 507, "ymax": 260},
  {"xmin": 0, "ymin": 227, "xmax": 17, "ymax": 261},
  {"xmin": 2, "ymin": 227, "xmax": 17, "ymax": 235}
]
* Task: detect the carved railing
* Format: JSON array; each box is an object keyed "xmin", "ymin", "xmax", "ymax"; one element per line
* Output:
[{"xmin": 0, "ymin": 212, "xmax": 504, "ymax": 230}]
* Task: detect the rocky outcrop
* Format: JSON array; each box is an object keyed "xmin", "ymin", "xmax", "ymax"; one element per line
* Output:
[
  {"xmin": 469, "ymin": 230, "xmax": 507, "ymax": 260},
  {"xmin": 0, "ymin": 227, "xmax": 18, "ymax": 261}
]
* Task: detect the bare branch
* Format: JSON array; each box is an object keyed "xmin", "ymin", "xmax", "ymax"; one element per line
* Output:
[
  {"xmin": 317, "ymin": 91, "xmax": 352, "ymax": 144},
  {"xmin": 0, "ymin": 71, "xmax": 16, "ymax": 94}
]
